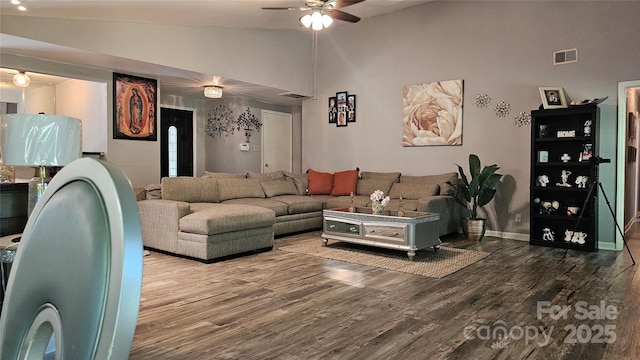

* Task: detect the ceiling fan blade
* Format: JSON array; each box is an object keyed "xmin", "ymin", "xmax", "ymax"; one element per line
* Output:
[
  {"xmin": 327, "ymin": 9, "xmax": 360, "ymax": 23},
  {"xmin": 332, "ymin": 0, "xmax": 365, "ymax": 10},
  {"xmin": 261, "ymin": 7, "xmax": 302, "ymax": 10}
]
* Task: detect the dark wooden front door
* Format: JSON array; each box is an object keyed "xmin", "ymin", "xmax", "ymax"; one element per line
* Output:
[{"xmin": 160, "ymin": 107, "xmax": 193, "ymax": 178}]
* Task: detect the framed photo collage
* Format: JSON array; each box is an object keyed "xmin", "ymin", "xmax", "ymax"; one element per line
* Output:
[{"xmin": 328, "ymin": 91, "xmax": 356, "ymax": 127}]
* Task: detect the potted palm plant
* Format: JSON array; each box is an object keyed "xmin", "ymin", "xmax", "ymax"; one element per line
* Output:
[{"xmin": 447, "ymin": 154, "xmax": 503, "ymax": 241}]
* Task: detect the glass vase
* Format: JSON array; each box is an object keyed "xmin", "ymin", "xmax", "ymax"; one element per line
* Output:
[{"xmin": 371, "ymin": 201, "xmax": 384, "ymax": 215}]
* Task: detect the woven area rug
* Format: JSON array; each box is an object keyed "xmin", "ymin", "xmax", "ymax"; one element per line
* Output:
[{"xmin": 278, "ymin": 239, "xmax": 490, "ymax": 278}]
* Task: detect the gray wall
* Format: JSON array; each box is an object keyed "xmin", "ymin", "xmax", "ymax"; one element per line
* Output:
[
  {"xmin": 2, "ymin": 1, "xmax": 639, "ymax": 246},
  {"xmin": 302, "ymin": 1, "xmax": 640, "ymax": 243}
]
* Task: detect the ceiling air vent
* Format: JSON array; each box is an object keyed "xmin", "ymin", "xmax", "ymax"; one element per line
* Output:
[
  {"xmin": 278, "ymin": 92, "xmax": 309, "ymax": 99},
  {"xmin": 553, "ymin": 48, "xmax": 578, "ymax": 65}
]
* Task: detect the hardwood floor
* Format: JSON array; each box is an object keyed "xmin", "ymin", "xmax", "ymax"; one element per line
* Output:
[{"xmin": 130, "ymin": 226, "xmax": 640, "ymax": 359}]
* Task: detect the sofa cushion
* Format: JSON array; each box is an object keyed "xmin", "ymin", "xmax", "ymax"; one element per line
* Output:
[
  {"xmin": 330, "ymin": 169, "xmax": 359, "ymax": 196},
  {"xmin": 307, "ymin": 169, "xmax": 333, "ymax": 195},
  {"xmin": 247, "ymin": 170, "xmax": 285, "ymax": 181},
  {"xmin": 284, "ymin": 171, "xmax": 309, "ymax": 195},
  {"xmin": 400, "ymin": 172, "xmax": 457, "ymax": 189},
  {"xmin": 360, "ymin": 171, "xmax": 401, "ymax": 183},
  {"xmin": 221, "ymin": 198, "xmax": 288, "ymax": 216},
  {"xmin": 179, "ymin": 204, "xmax": 275, "ymax": 235},
  {"xmin": 144, "ymin": 183, "xmax": 162, "ymax": 200},
  {"xmin": 324, "ymin": 195, "xmax": 371, "ymax": 209},
  {"xmin": 270, "ymin": 195, "xmax": 324, "ymax": 214},
  {"xmin": 356, "ymin": 178, "xmax": 394, "ymax": 197},
  {"xmin": 262, "ymin": 179, "xmax": 299, "ymax": 198},
  {"xmin": 161, "ymin": 177, "xmax": 219, "ymax": 203},
  {"xmin": 200, "ymin": 171, "xmax": 244, "ymax": 179},
  {"xmin": 217, "ymin": 178, "xmax": 265, "ymax": 201},
  {"xmin": 388, "ymin": 182, "xmax": 439, "ymax": 200}
]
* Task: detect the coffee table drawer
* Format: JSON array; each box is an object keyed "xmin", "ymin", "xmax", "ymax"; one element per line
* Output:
[
  {"xmin": 363, "ymin": 223, "xmax": 406, "ymax": 244},
  {"xmin": 325, "ymin": 219, "xmax": 361, "ymax": 236}
]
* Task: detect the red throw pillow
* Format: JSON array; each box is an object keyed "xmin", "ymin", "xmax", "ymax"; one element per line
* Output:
[
  {"xmin": 307, "ymin": 169, "xmax": 334, "ymax": 195},
  {"xmin": 331, "ymin": 169, "xmax": 359, "ymax": 196}
]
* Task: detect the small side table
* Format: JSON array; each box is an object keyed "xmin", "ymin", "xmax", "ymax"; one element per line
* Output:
[{"xmin": 1, "ymin": 233, "xmax": 21, "ymax": 317}]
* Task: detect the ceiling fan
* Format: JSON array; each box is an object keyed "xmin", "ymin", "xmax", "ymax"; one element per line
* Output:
[{"xmin": 262, "ymin": 0, "xmax": 365, "ymax": 30}]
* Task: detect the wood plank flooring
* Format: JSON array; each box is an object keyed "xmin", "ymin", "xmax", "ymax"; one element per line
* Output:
[{"xmin": 130, "ymin": 226, "xmax": 640, "ymax": 359}]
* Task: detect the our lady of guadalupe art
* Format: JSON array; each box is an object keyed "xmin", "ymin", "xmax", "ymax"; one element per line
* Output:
[
  {"xmin": 113, "ymin": 73, "xmax": 157, "ymax": 141},
  {"xmin": 402, "ymin": 79, "xmax": 463, "ymax": 146}
]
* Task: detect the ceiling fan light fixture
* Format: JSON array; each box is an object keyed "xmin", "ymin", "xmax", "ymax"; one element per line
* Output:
[
  {"xmin": 13, "ymin": 71, "xmax": 30, "ymax": 87},
  {"xmin": 204, "ymin": 85, "xmax": 223, "ymax": 98},
  {"xmin": 311, "ymin": 11, "xmax": 323, "ymax": 30},
  {"xmin": 300, "ymin": 14, "xmax": 312, "ymax": 28},
  {"xmin": 321, "ymin": 14, "xmax": 333, "ymax": 28}
]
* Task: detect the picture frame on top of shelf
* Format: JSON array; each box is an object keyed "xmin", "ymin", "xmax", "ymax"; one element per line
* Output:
[{"xmin": 539, "ymin": 86, "xmax": 568, "ymax": 109}]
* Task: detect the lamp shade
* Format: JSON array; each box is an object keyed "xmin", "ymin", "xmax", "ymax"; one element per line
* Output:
[{"xmin": 0, "ymin": 114, "xmax": 82, "ymax": 166}]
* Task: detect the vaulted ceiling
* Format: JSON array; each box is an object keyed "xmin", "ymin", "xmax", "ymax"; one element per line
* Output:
[{"xmin": 0, "ymin": 0, "xmax": 433, "ymax": 105}]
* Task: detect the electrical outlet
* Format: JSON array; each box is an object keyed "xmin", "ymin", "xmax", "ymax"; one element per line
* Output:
[{"xmin": 515, "ymin": 213, "xmax": 522, "ymax": 223}]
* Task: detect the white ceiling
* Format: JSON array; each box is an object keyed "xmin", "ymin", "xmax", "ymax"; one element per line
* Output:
[{"xmin": 0, "ymin": 0, "xmax": 433, "ymax": 105}]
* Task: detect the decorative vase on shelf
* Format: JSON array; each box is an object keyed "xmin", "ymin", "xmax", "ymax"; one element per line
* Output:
[{"xmin": 371, "ymin": 201, "xmax": 385, "ymax": 215}]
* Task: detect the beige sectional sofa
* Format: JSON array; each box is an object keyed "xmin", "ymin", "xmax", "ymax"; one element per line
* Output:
[{"xmin": 137, "ymin": 170, "xmax": 462, "ymax": 261}]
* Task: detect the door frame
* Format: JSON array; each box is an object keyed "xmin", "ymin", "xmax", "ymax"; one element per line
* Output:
[
  {"xmin": 616, "ymin": 80, "xmax": 640, "ymax": 249},
  {"xmin": 160, "ymin": 104, "xmax": 197, "ymax": 177},
  {"xmin": 261, "ymin": 110, "xmax": 292, "ymax": 173}
]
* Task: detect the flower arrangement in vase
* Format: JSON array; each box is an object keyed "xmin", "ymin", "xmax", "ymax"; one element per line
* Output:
[{"xmin": 370, "ymin": 190, "xmax": 390, "ymax": 215}]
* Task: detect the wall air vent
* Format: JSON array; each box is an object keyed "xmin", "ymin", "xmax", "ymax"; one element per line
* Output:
[
  {"xmin": 278, "ymin": 92, "xmax": 309, "ymax": 99},
  {"xmin": 553, "ymin": 48, "xmax": 578, "ymax": 65}
]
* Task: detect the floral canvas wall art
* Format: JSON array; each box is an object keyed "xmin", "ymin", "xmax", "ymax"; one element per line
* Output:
[{"xmin": 402, "ymin": 79, "xmax": 463, "ymax": 146}]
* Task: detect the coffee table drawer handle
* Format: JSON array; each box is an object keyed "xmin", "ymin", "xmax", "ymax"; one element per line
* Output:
[
  {"xmin": 349, "ymin": 226, "xmax": 358, "ymax": 233},
  {"xmin": 369, "ymin": 229, "xmax": 399, "ymax": 236},
  {"xmin": 329, "ymin": 224, "xmax": 336, "ymax": 229}
]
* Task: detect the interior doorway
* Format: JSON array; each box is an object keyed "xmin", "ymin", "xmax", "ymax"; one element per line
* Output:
[
  {"xmin": 262, "ymin": 110, "xmax": 292, "ymax": 173},
  {"xmin": 160, "ymin": 107, "xmax": 194, "ymax": 178}
]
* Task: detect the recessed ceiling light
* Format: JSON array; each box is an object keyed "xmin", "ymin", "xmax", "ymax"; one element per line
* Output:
[
  {"xmin": 11, "ymin": 0, "xmax": 21, "ymax": 5},
  {"xmin": 18, "ymin": 5, "xmax": 27, "ymax": 11}
]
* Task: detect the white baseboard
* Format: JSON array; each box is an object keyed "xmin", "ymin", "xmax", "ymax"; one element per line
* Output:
[{"xmin": 485, "ymin": 230, "xmax": 529, "ymax": 242}]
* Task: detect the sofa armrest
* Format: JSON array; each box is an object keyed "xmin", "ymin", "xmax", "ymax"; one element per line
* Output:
[
  {"xmin": 417, "ymin": 195, "xmax": 462, "ymax": 236},
  {"xmin": 138, "ymin": 199, "xmax": 192, "ymax": 253}
]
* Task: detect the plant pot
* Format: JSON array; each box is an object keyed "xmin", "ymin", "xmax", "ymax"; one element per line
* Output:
[{"xmin": 462, "ymin": 218, "xmax": 486, "ymax": 241}]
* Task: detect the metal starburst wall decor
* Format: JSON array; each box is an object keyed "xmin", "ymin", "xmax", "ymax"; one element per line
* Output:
[{"xmin": 206, "ymin": 104, "xmax": 235, "ymax": 138}]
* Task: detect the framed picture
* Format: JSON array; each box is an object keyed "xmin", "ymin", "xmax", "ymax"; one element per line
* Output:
[
  {"xmin": 347, "ymin": 94, "xmax": 356, "ymax": 122},
  {"xmin": 328, "ymin": 97, "xmax": 337, "ymax": 123},
  {"xmin": 336, "ymin": 106, "xmax": 347, "ymax": 127},
  {"xmin": 113, "ymin": 72, "xmax": 157, "ymax": 140},
  {"xmin": 402, "ymin": 79, "xmax": 463, "ymax": 146},
  {"xmin": 336, "ymin": 91, "xmax": 347, "ymax": 107},
  {"xmin": 539, "ymin": 87, "xmax": 567, "ymax": 109}
]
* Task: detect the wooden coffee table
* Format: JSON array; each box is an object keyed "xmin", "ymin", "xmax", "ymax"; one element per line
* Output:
[{"xmin": 321, "ymin": 207, "xmax": 441, "ymax": 261}]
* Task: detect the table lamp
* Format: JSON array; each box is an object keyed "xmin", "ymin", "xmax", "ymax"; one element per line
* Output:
[{"xmin": 0, "ymin": 114, "xmax": 82, "ymax": 216}]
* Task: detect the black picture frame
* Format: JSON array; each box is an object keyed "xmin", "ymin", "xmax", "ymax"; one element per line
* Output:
[
  {"xmin": 328, "ymin": 96, "xmax": 337, "ymax": 123},
  {"xmin": 336, "ymin": 91, "xmax": 347, "ymax": 107},
  {"xmin": 113, "ymin": 72, "xmax": 158, "ymax": 141},
  {"xmin": 347, "ymin": 94, "xmax": 356, "ymax": 122},
  {"xmin": 336, "ymin": 106, "xmax": 348, "ymax": 127}
]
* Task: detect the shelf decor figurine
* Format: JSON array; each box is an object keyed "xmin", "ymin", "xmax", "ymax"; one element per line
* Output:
[
  {"xmin": 556, "ymin": 170, "xmax": 572, "ymax": 187},
  {"xmin": 537, "ymin": 175, "xmax": 549, "ymax": 187},
  {"xmin": 584, "ymin": 120, "xmax": 592, "ymax": 136}
]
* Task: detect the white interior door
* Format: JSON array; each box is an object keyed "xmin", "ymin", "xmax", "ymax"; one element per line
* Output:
[{"xmin": 262, "ymin": 110, "xmax": 292, "ymax": 173}]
